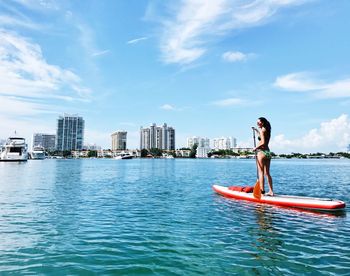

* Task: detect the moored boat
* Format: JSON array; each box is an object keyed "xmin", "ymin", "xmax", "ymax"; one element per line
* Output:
[
  {"xmin": 0, "ymin": 136, "xmax": 28, "ymax": 162},
  {"xmin": 114, "ymin": 152, "xmax": 133, "ymax": 159},
  {"xmin": 29, "ymin": 146, "xmax": 46, "ymax": 160}
]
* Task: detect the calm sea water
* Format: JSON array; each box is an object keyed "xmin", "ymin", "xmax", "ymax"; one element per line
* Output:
[{"xmin": 0, "ymin": 158, "xmax": 349, "ymax": 275}]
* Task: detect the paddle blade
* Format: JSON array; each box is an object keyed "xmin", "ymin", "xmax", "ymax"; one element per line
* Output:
[{"xmin": 253, "ymin": 180, "xmax": 261, "ymax": 199}]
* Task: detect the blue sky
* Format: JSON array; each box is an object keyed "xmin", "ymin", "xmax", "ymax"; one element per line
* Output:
[{"xmin": 0, "ymin": 0, "xmax": 350, "ymax": 153}]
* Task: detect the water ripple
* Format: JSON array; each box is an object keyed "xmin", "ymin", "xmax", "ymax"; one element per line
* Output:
[{"xmin": 0, "ymin": 159, "xmax": 349, "ymax": 274}]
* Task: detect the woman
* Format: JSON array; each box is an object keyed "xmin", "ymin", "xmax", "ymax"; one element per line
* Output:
[{"xmin": 253, "ymin": 117, "xmax": 273, "ymax": 196}]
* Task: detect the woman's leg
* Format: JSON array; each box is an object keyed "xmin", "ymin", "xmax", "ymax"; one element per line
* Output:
[
  {"xmin": 264, "ymin": 158, "xmax": 273, "ymax": 195},
  {"xmin": 257, "ymin": 152, "xmax": 265, "ymax": 192}
]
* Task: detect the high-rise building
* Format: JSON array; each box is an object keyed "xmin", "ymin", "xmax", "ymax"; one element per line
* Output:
[
  {"xmin": 196, "ymin": 137, "xmax": 211, "ymax": 158},
  {"xmin": 140, "ymin": 127, "xmax": 150, "ymax": 150},
  {"xmin": 83, "ymin": 144, "xmax": 101, "ymax": 150},
  {"xmin": 55, "ymin": 114, "xmax": 85, "ymax": 151},
  {"xmin": 187, "ymin": 136, "xmax": 210, "ymax": 148},
  {"xmin": 168, "ymin": 126, "xmax": 175, "ymax": 150},
  {"xmin": 32, "ymin": 133, "xmax": 56, "ymax": 151},
  {"xmin": 111, "ymin": 131, "xmax": 127, "ymax": 150},
  {"xmin": 196, "ymin": 146, "xmax": 211, "ymax": 158},
  {"xmin": 140, "ymin": 123, "xmax": 175, "ymax": 150},
  {"xmin": 187, "ymin": 136, "xmax": 199, "ymax": 148},
  {"xmin": 213, "ymin": 137, "xmax": 237, "ymax": 150}
]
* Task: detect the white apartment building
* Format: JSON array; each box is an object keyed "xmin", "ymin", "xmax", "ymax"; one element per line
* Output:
[
  {"xmin": 83, "ymin": 143, "xmax": 102, "ymax": 150},
  {"xmin": 212, "ymin": 137, "xmax": 237, "ymax": 150},
  {"xmin": 32, "ymin": 133, "xmax": 56, "ymax": 151},
  {"xmin": 111, "ymin": 131, "xmax": 127, "ymax": 150},
  {"xmin": 187, "ymin": 136, "xmax": 199, "ymax": 148},
  {"xmin": 187, "ymin": 136, "xmax": 211, "ymax": 158},
  {"xmin": 196, "ymin": 146, "xmax": 211, "ymax": 158},
  {"xmin": 140, "ymin": 123, "xmax": 175, "ymax": 150},
  {"xmin": 187, "ymin": 136, "xmax": 210, "ymax": 148}
]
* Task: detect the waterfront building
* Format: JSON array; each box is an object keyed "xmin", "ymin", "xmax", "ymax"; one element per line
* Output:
[
  {"xmin": 232, "ymin": 147, "xmax": 254, "ymax": 153},
  {"xmin": 187, "ymin": 136, "xmax": 210, "ymax": 148},
  {"xmin": 175, "ymin": 149, "xmax": 191, "ymax": 158},
  {"xmin": 111, "ymin": 131, "xmax": 127, "ymax": 151},
  {"xmin": 197, "ymin": 137, "xmax": 211, "ymax": 158},
  {"xmin": 186, "ymin": 136, "xmax": 210, "ymax": 157},
  {"xmin": 140, "ymin": 127, "xmax": 151, "ymax": 150},
  {"xmin": 213, "ymin": 137, "xmax": 237, "ymax": 150},
  {"xmin": 97, "ymin": 149, "xmax": 113, "ymax": 158},
  {"xmin": 140, "ymin": 123, "xmax": 175, "ymax": 150},
  {"xmin": 32, "ymin": 133, "xmax": 56, "ymax": 151},
  {"xmin": 55, "ymin": 114, "xmax": 85, "ymax": 151},
  {"xmin": 187, "ymin": 136, "xmax": 199, "ymax": 148},
  {"xmin": 83, "ymin": 143, "xmax": 101, "ymax": 150},
  {"xmin": 196, "ymin": 146, "xmax": 211, "ymax": 158},
  {"xmin": 72, "ymin": 150, "xmax": 89, "ymax": 158}
]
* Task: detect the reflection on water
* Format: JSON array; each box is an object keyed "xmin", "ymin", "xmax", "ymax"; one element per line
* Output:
[{"xmin": 0, "ymin": 158, "xmax": 349, "ymax": 274}]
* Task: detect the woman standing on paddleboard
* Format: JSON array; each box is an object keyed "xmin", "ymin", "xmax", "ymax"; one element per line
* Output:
[{"xmin": 253, "ymin": 117, "xmax": 274, "ymax": 196}]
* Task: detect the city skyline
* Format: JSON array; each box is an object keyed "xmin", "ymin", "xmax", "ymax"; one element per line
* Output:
[{"xmin": 0, "ymin": 1, "xmax": 350, "ymax": 153}]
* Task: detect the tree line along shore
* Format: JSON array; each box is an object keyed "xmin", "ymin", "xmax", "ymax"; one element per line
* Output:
[{"xmin": 45, "ymin": 147, "xmax": 350, "ymax": 159}]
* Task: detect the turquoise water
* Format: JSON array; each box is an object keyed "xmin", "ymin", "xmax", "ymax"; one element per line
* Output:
[{"xmin": 0, "ymin": 159, "xmax": 349, "ymax": 275}]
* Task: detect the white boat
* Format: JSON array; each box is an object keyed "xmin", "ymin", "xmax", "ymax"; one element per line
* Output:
[
  {"xmin": 114, "ymin": 152, "xmax": 133, "ymax": 159},
  {"xmin": 0, "ymin": 136, "xmax": 28, "ymax": 162},
  {"xmin": 29, "ymin": 146, "xmax": 46, "ymax": 160}
]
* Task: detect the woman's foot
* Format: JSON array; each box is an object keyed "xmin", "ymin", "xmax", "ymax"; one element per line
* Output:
[{"xmin": 266, "ymin": 191, "xmax": 274, "ymax": 196}]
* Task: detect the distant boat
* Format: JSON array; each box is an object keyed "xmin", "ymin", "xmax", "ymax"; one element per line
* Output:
[
  {"xmin": 29, "ymin": 146, "xmax": 46, "ymax": 160},
  {"xmin": 0, "ymin": 136, "xmax": 28, "ymax": 162},
  {"xmin": 114, "ymin": 152, "xmax": 133, "ymax": 160}
]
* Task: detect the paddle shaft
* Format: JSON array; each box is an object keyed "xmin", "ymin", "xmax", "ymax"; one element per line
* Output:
[
  {"xmin": 252, "ymin": 128, "xmax": 258, "ymax": 179},
  {"xmin": 252, "ymin": 128, "xmax": 261, "ymax": 199}
]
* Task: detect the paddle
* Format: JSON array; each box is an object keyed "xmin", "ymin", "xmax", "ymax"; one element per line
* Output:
[{"xmin": 252, "ymin": 127, "xmax": 261, "ymax": 199}]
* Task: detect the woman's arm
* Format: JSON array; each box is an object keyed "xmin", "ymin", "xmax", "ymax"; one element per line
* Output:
[{"xmin": 252, "ymin": 127, "xmax": 260, "ymax": 135}]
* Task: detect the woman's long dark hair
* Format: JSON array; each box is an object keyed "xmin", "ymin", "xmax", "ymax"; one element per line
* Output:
[{"xmin": 258, "ymin": 117, "xmax": 271, "ymax": 133}]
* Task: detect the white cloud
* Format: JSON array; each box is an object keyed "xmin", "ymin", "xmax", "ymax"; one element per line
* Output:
[
  {"xmin": 0, "ymin": 14, "xmax": 41, "ymax": 30},
  {"xmin": 0, "ymin": 96, "xmax": 55, "ymax": 116},
  {"xmin": 212, "ymin": 98, "xmax": 245, "ymax": 107},
  {"xmin": 12, "ymin": 0, "xmax": 60, "ymax": 11},
  {"xmin": 160, "ymin": 0, "xmax": 227, "ymax": 64},
  {"xmin": 127, "ymin": 37, "xmax": 148, "ymax": 44},
  {"xmin": 0, "ymin": 114, "xmax": 55, "ymax": 146},
  {"xmin": 92, "ymin": 49, "xmax": 110, "ymax": 57},
  {"xmin": 0, "ymin": 30, "xmax": 91, "ymax": 101},
  {"xmin": 160, "ymin": 104, "xmax": 175, "ymax": 110},
  {"xmin": 274, "ymin": 72, "xmax": 325, "ymax": 91},
  {"xmin": 274, "ymin": 72, "xmax": 350, "ymax": 98},
  {"xmin": 321, "ymin": 79, "xmax": 350, "ymax": 98},
  {"xmin": 0, "ymin": 30, "xmax": 91, "ymax": 141},
  {"xmin": 271, "ymin": 114, "xmax": 350, "ymax": 153},
  {"xmin": 222, "ymin": 51, "xmax": 248, "ymax": 62},
  {"xmin": 158, "ymin": 0, "xmax": 306, "ymax": 64}
]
